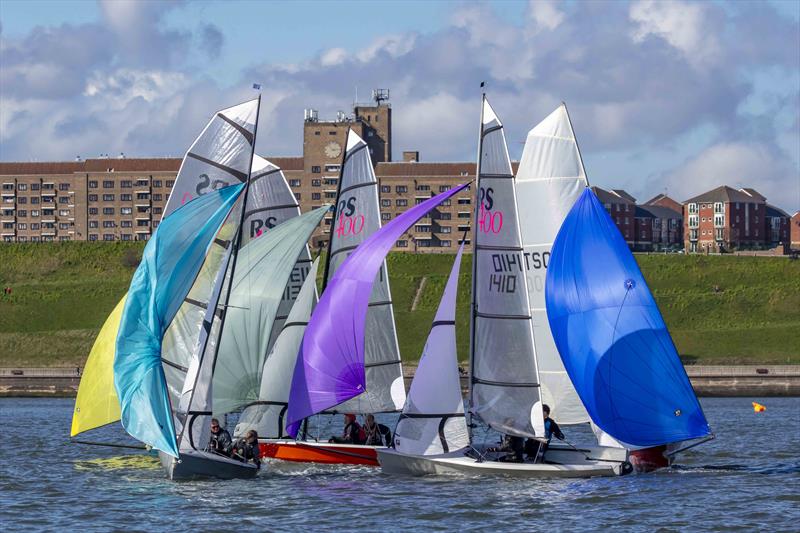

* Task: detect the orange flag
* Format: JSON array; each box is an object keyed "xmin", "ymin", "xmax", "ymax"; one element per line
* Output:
[{"xmin": 752, "ymin": 402, "xmax": 766, "ymax": 413}]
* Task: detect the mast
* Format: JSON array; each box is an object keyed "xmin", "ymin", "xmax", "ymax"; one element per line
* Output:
[
  {"xmin": 467, "ymin": 90, "xmax": 486, "ymax": 440},
  {"xmin": 562, "ymin": 102, "xmax": 590, "ymax": 188},
  {"xmin": 321, "ymin": 127, "xmax": 350, "ymax": 291}
]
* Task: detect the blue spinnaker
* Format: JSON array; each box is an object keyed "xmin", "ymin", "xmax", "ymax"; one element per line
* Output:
[
  {"xmin": 114, "ymin": 183, "xmax": 244, "ymax": 457},
  {"xmin": 545, "ymin": 188, "xmax": 709, "ymax": 447}
]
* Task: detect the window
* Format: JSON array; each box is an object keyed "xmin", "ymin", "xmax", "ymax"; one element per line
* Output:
[
  {"xmin": 396, "ymin": 186, "xmax": 407, "ymax": 193},
  {"xmin": 41, "ymin": 196, "xmax": 54, "ymax": 203},
  {"xmin": 381, "ymin": 213, "xmax": 391, "ymax": 221},
  {"xmin": 153, "ymin": 180, "xmax": 162, "ymax": 188},
  {"xmin": 58, "ymin": 197, "xmax": 69, "ymax": 204},
  {"xmin": 166, "ymin": 180, "xmax": 175, "ymax": 188},
  {"xmin": 439, "ymin": 240, "xmax": 451, "ymax": 247},
  {"xmin": 367, "ymin": 130, "xmax": 374, "ymax": 137},
  {"xmin": 381, "ymin": 199, "xmax": 391, "ymax": 207},
  {"xmin": 458, "ymin": 225, "xmax": 471, "ymax": 232},
  {"xmin": 17, "ymin": 223, "xmax": 26, "ymax": 230},
  {"xmin": 688, "ymin": 203, "xmax": 698, "ymax": 214},
  {"xmin": 328, "ymin": 130, "xmax": 337, "ymax": 136},
  {"xmin": 17, "ymin": 210, "xmax": 26, "ymax": 217},
  {"xmin": 714, "ymin": 202, "xmax": 724, "ymax": 214},
  {"xmin": 323, "ymin": 178, "xmax": 338, "ymax": 186},
  {"xmin": 17, "ymin": 198, "xmax": 27, "ymax": 204},
  {"xmin": 1, "ymin": 183, "xmax": 12, "ymax": 191},
  {"xmin": 380, "ymin": 185, "xmax": 390, "ymax": 193},
  {"xmin": 31, "ymin": 197, "xmax": 40, "ymax": 204},
  {"xmin": 438, "ymin": 213, "xmax": 451, "ymax": 220},
  {"xmin": 755, "ymin": 229, "xmax": 759, "ymax": 237},
  {"xmin": 416, "ymin": 184, "xmax": 430, "ymax": 192},
  {"xmin": 715, "ymin": 229, "xmax": 724, "ymax": 240},
  {"xmin": 135, "ymin": 179, "xmax": 148, "ymax": 187},
  {"xmin": 311, "ymin": 179, "xmax": 321, "ymax": 187},
  {"xmin": 324, "ymin": 164, "xmax": 340, "ymax": 173},
  {"xmin": 439, "ymin": 185, "xmax": 450, "ymax": 192},
  {"xmin": 121, "ymin": 234, "xmax": 132, "ymax": 241},
  {"xmin": 121, "ymin": 207, "xmax": 132, "ymax": 215},
  {"xmin": 103, "ymin": 234, "xmax": 114, "ymax": 241},
  {"xmin": 103, "ymin": 207, "xmax": 114, "ymax": 215},
  {"xmin": 89, "ymin": 234, "xmax": 98, "ymax": 241},
  {"xmin": 30, "ymin": 210, "xmax": 39, "ymax": 217},
  {"xmin": 153, "ymin": 207, "xmax": 162, "ymax": 214},
  {"xmin": 312, "ymin": 166, "xmax": 321, "ymax": 173},
  {"xmin": 415, "ymin": 225, "xmax": 431, "ymax": 233},
  {"xmin": 396, "ymin": 199, "xmax": 408, "ymax": 207},
  {"xmin": 417, "ymin": 239, "xmax": 432, "ymax": 248},
  {"xmin": 294, "ymin": 193, "xmax": 301, "ymax": 201},
  {"xmin": 289, "ymin": 179, "xmax": 301, "ymax": 187},
  {"xmin": 325, "ymin": 191, "xmax": 336, "ymax": 199},
  {"xmin": 312, "ymin": 192, "xmax": 321, "ymax": 200},
  {"xmin": 31, "ymin": 183, "xmax": 40, "ymax": 191},
  {"xmin": 121, "ymin": 221, "xmax": 132, "ymax": 228},
  {"xmin": 714, "ymin": 215, "xmax": 724, "ymax": 227},
  {"xmin": 441, "ymin": 199, "xmax": 451, "ymax": 206},
  {"xmin": 457, "ymin": 212, "xmax": 471, "ymax": 219},
  {"xmin": 88, "ymin": 194, "xmax": 98, "ymax": 202},
  {"xmin": 152, "ymin": 194, "xmax": 162, "ymax": 201},
  {"xmin": 396, "ymin": 240, "xmax": 408, "ymax": 248},
  {"xmin": 58, "ymin": 209, "xmax": 69, "ymax": 216},
  {"xmin": 754, "ymin": 204, "xmax": 759, "ymax": 211},
  {"xmin": 415, "ymin": 198, "xmax": 425, "ymax": 205},
  {"xmin": 754, "ymin": 216, "xmax": 759, "ymax": 224},
  {"xmin": 136, "ymin": 193, "xmax": 149, "ymax": 200},
  {"xmin": 89, "ymin": 221, "xmax": 98, "ymax": 228},
  {"xmin": 439, "ymin": 226, "xmax": 452, "ymax": 233},
  {"xmin": 314, "ymin": 131, "xmax": 321, "ymax": 136},
  {"xmin": 121, "ymin": 194, "xmax": 132, "ymax": 201},
  {"xmin": 137, "ymin": 220, "xmax": 149, "ymax": 227},
  {"xmin": 103, "ymin": 221, "xmax": 115, "ymax": 228},
  {"xmin": 89, "ymin": 181, "xmax": 98, "ymax": 189},
  {"xmin": 2, "ymin": 222, "xmax": 13, "ymax": 229},
  {"xmin": 17, "ymin": 184, "xmax": 27, "ymax": 191},
  {"xmin": 59, "ymin": 223, "xmax": 69, "ymax": 230},
  {"xmin": 59, "ymin": 183, "xmax": 69, "ymax": 191},
  {"xmin": 89, "ymin": 208, "xmax": 98, "ymax": 215},
  {"xmin": 457, "ymin": 198, "xmax": 471, "ymax": 205},
  {"xmin": 103, "ymin": 181, "xmax": 114, "ymax": 188}
]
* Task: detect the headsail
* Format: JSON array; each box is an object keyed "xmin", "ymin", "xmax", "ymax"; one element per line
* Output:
[
  {"xmin": 393, "ymin": 242, "xmax": 469, "ymax": 456},
  {"xmin": 286, "ymin": 183, "xmax": 470, "ymax": 437},
  {"xmin": 515, "ymin": 104, "xmax": 590, "ymax": 425},
  {"xmin": 470, "ymin": 97, "xmax": 545, "ymax": 439},
  {"xmin": 235, "ymin": 258, "xmax": 320, "ymax": 439},
  {"xmin": 114, "ymin": 184, "xmax": 244, "ymax": 457},
  {"xmin": 70, "ymin": 295, "xmax": 126, "ymax": 436},
  {"xmin": 212, "ymin": 206, "xmax": 330, "ymax": 415},
  {"xmin": 163, "ymin": 99, "xmax": 258, "ymax": 217},
  {"xmin": 545, "ymin": 188, "xmax": 710, "ymax": 447},
  {"xmin": 323, "ymin": 129, "xmax": 405, "ymax": 414}
]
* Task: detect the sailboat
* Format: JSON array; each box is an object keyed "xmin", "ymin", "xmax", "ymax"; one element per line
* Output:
[{"xmin": 254, "ymin": 129, "xmax": 407, "ymax": 466}]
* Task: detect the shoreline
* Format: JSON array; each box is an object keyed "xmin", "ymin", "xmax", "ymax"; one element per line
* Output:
[{"xmin": 1, "ymin": 365, "xmax": 799, "ymax": 398}]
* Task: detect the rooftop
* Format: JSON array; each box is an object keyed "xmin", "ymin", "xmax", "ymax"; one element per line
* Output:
[{"xmin": 685, "ymin": 185, "xmax": 763, "ymax": 204}]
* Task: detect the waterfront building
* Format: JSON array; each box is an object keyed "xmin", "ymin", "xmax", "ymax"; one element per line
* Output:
[{"xmin": 792, "ymin": 212, "xmax": 800, "ymax": 250}]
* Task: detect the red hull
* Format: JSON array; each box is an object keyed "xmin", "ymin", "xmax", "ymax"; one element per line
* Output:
[
  {"xmin": 259, "ymin": 440, "xmax": 380, "ymax": 466},
  {"xmin": 629, "ymin": 445, "xmax": 670, "ymax": 472}
]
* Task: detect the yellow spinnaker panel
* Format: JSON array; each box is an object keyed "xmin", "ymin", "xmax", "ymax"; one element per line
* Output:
[{"xmin": 70, "ymin": 295, "xmax": 126, "ymax": 436}]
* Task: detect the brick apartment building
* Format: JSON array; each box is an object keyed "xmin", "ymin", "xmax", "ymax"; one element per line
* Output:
[
  {"xmin": 683, "ymin": 185, "xmax": 791, "ymax": 253},
  {"xmin": 792, "ymin": 212, "xmax": 800, "ymax": 250}
]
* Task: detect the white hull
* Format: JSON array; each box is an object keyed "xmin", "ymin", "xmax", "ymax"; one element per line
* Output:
[
  {"xmin": 378, "ymin": 444, "xmax": 631, "ymax": 478},
  {"xmin": 159, "ymin": 450, "xmax": 259, "ymax": 480}
]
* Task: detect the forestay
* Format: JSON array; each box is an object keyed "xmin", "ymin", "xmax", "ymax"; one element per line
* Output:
[
  {"xmin": 471, "ymin": 97, "xmax": 545, "ymax": 439},
  {"xmin": 242, "ymin": 155, "xmax": 311, "ymax": 354},
  {"xmin": 211, "ymin": 206, "xmax": 330, "ymax": 416},
  {"xmin": 394, "ymin": 243, "xmax": 469, "ymax": 456},
  {"xmin": 515, "ymin": 104, "xmax": 590, "ymax": 425},
  {"xmin": 235, "ymin": 258, "xmax": 320, "ymax": 439},
  {"xmin": 324, "ymin": 129, "xmax": 405, "ymax": 414},
  {"xmin": 114, "ymin": 184, "xmax": 244, "ymax": 457},
  {"xmin": 545, "ymin": 189, "xmax": 710, "ymax": 447},
  {"xmin": 286, "ymin": 183, "xmax": 470, "ymax": 438}
]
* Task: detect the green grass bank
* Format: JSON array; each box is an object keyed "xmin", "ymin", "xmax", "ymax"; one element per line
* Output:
[{"xmin": 1, "ymin": 243, "xmax": 798, "ymax": 366}]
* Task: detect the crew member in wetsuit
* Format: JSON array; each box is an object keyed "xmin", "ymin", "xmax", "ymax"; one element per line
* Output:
[
  {"xmin": 208, "ymin": 418, "xmax": 232, "ymax": 456},
  {"xmin": 329, "ymin": 413, "xmax": 363, "ymax": 444},
  {"xmin": 362, "ymin": 414, "xmax": 392, "ymax": 447},
  {"xmin": 489, "ymin": 435, "xmax": 525, "ymax": 462},
  {"xmin": 231, "ymin": 430, "xmax": 261, "ymax": 469},
  {"xmin": 526, "ymin": 404, "xmax": 565, "ymax": 461}
]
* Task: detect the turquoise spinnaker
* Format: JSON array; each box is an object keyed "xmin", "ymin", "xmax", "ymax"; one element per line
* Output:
[{"xmin": 114, "ymin": 183, "xmax": 244, "ymax": 457}]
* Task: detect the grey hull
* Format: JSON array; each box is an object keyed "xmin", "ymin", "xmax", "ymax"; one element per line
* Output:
[{"xmin": 159, "ymin": 450, "xmax": 259, "ymax": 480}]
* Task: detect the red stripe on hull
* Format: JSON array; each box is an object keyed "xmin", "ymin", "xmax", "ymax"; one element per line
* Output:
[
  {"xmin": 259, "ymin": 441, "xmax": 380, "ymax": 466},
  {"xmin": 629, "ymin": 445, "xmax": 670, "ymax": 472}
]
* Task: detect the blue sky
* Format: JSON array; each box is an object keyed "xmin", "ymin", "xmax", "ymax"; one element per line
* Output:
[{"xmin": 1, "ymin": 0, "xmax": 798, "ymax": 211}]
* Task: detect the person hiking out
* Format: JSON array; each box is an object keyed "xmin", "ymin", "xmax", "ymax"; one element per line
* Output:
[
  {"xmin": 526, "ymin": 404, "xmax": 565, "ymax": 461},
  {"xmin": 362, "ymin": 414, "xmax": 392, "ymax": 447},
  {"xmin": 208, "ymin": 418, "xmax": 232, "ymax": 456},
  {"xmin": 231, "ymin": 430, "xmax": 261, "ymax": 469}
]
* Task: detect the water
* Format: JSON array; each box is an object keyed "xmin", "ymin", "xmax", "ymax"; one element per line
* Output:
[{"xmin": 1, "ymin": 397, "xmax": 798, "ymax": 531}]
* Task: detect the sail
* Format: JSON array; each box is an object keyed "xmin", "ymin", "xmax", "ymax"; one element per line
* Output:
[
  {"xmin": 470, "ymin": 97, "xmax": 545, "ymax": 439},
  {"xmin": 70, "ymin": 295, "xmax": 126, "ymax": 436},
  {"xmin": 515, "ymin": 104, "xmax": 590, "ymax": 425},
  {"xmin": 324, "ymin": 129, "xmax": 405, "ymax": 414},
  {"xmin": 211, "ymin": 206, "xmax": 329, "ymax": 415},
  {"xmin": 114, "ymin": 184, "xmax": 244, "ymax": 457},
  {"xmin": 163, "ymin": 99, "xmax": 258, "ymax": 218},
  {"xmin": 235, "ymin": 258, "xmax": 320, "ymax": 439},
  {"xmin": 286, "ymin": 183, "xmax": 470, "ymax": 437},
  {"xmin": 393, "ymin": 243, "xmax": 469, "ymax": 456},
  {"xmin": 243, "ymin": 155, "xmax": 311, "ymax": 354},
  {"xmin": 545, "ymin": 188, "xmax": 710, "ymax": 447}
]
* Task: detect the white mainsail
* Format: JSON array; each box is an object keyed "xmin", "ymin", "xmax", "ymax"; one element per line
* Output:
[
  {"xmin": 470, "ymin": 97, "xmax": 545, "ymax": 439},
  {"xmin": 393, "ymin": 243, "xmax": 469, "ymax": 456},
  {"xmin": 235, "ymin": 258, "xmax": 320, "ymax": 439},
  {"xmin": 324, "ymin": 129, "xmax": 406, "ymax": 414},
  {"xmin": 515, "ymin": 104, "xmax": 590, "ymax": 425}
]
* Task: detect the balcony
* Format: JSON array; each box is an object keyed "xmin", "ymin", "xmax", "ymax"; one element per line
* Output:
[
  {"xmin": 1, "ymin": 191, "xmax": 15, "ymax": 197},
  {"xmin": 41, "ymin": 231, "xmax": 56, "ymax": 236},
  {"xmin": 135, "ymin": 228, "xmax": 151, "ymax": 234},
  {"xmin": 41, "ymin": 190, "xmax": 56, "ymax": 197}
]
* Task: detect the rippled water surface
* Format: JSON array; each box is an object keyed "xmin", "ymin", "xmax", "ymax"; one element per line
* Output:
[{"xmin": 1, "ymin": 397, "xmax": 798, "ymax": 531}]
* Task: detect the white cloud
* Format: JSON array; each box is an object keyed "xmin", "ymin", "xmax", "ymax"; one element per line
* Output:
[
  {"xmin": 528, "ymin": 0, "xmax": 565, "ymax": 32},
  {"xmin": 319, "ymin": 47, "xmax": 347, "ymax": 67}
]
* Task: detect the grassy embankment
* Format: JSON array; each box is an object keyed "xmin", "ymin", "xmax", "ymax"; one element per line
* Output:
[{"xmin": 0, "ymin": 243, "xmax": 798, "ymax": 366}]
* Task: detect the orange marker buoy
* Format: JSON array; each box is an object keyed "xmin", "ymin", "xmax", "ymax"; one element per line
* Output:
[{"xmin": 752, "ymin": 402, "xmax": 766, "ymax": 413}]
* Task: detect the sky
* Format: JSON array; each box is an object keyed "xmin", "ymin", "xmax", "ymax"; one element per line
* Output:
[{"xmin": 1, "ymin": 0, "xmax": 798, "ymax": 212}]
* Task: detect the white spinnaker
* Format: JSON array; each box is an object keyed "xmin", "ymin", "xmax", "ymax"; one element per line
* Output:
[
  {"xmin": 242, "ymin": 155, "xmax": 311, "ymax": 354},
  {"xmin": 515, "ymin": 104, "xmax": 590, "ymax": 425},
  {"xmin": 161, "ymin": 99, "xmax": 258, "ymax": 404},
  {"xmin": 163, "ymin": 99, "xmax": 258, "ymax": 218},
  {"xmin": 470, "ymin": 97, "xmax": 545, "ymax": 439},
  {"xmin": 394, "ymin": 243, "xmax": 469, "ymax": 456},
  {"xmin": 324, "ymin": 129, "xmax": 406, "ymax": 414},
  {"xmin": 212, "ymin": 206, "xmax": 329, "ymax": 416},
  {"xmin": 235, "ymin": 258, "xmax": 320, "ymax": 439}
]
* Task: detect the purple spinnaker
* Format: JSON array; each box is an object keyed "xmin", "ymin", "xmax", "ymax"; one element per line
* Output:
[{"xmin": 286, "ymin": 183, "xmax": 470, "ymax": 436}]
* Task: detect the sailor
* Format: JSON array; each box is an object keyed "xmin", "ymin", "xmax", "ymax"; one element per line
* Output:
[
  {"xmin": 329, "ymin": 413, "xmax": 363, "ymax": 444},
  {"xmin": 208, "ymin": 418, "xmax": 232, "ymax": 456},
  {"xmin": 526, "ymin": 404, "xmax": 565, "ymax": 461},
  {"xmin": 489, "ymin": 435, "xmax": 524, "ymax": 462},
  {"xmin": 362, "ymin": 414, "xmax": 392, "ymax": 447},
  {"xmin": 231, "ymin": 430, "xmax": 261, "ymax": 469}
]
